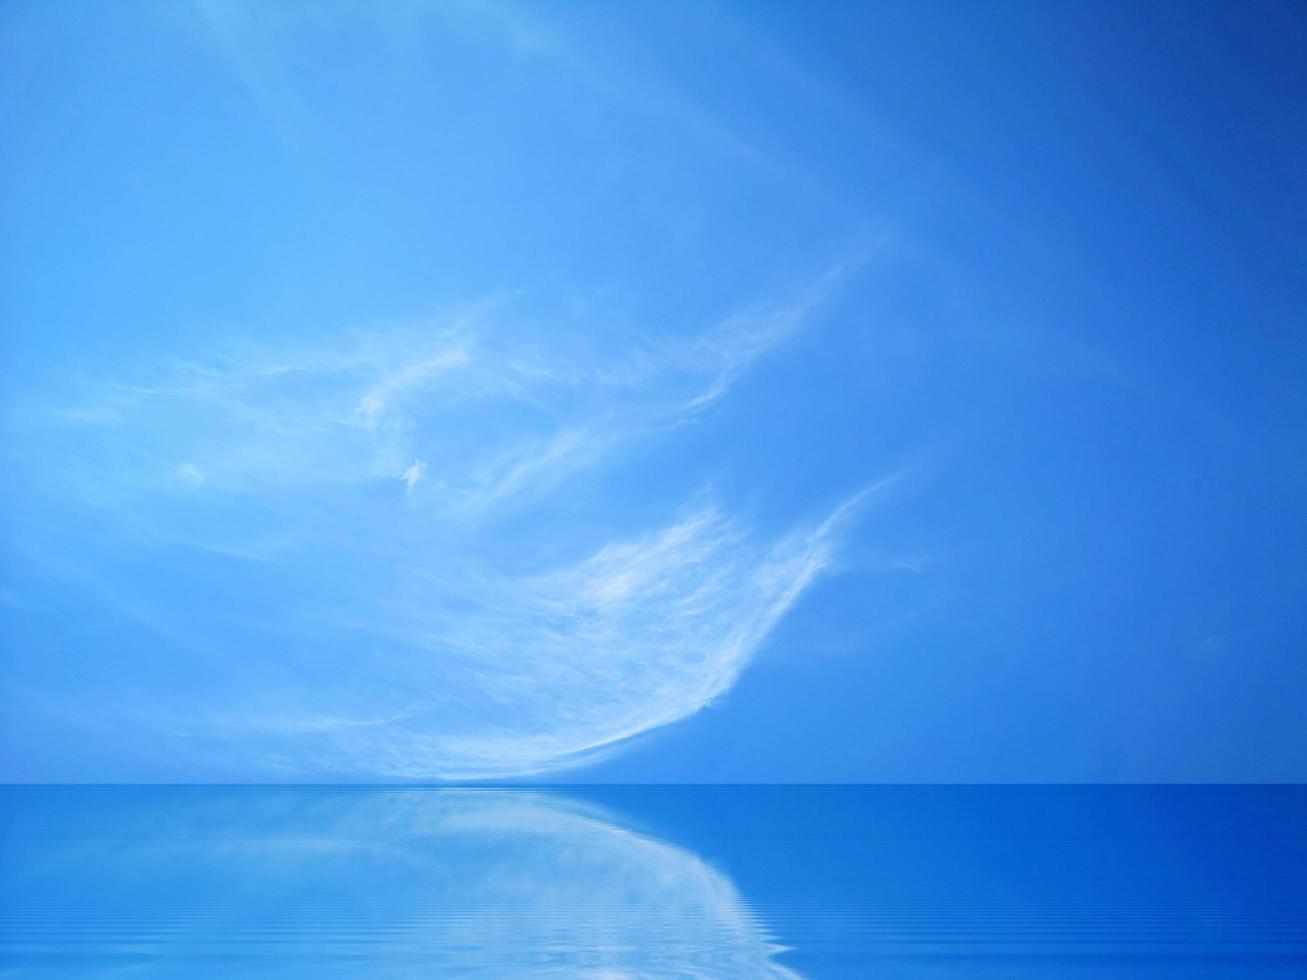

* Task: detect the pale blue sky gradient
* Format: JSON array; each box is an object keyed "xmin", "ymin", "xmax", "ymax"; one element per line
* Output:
[{"xmin": 2, "ymin": 0, "xmax": 1305, "ymax": 782}]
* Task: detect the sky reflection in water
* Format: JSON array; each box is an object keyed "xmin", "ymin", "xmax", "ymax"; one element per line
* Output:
[
  {"xmin": 1, "ymin": 787, "xmax": 795, "ymax": 977},
  {"xmin": 3, "ymin": 786, "xmax": 1306, "ymax": 977}
]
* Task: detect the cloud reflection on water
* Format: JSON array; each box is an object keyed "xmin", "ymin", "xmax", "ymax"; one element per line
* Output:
[{"xmin": 0, "ymin": 787, "xmax": 799, "ymax": 978}]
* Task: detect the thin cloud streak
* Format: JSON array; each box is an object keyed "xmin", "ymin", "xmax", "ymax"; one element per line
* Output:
[
  {"xmin": 47, "ymin": 270, "xmax": 846, "ymax": 520},
  {"xmin": 5, "ymin": 267, "xmax": 883, "ymax": 779},
  {"xmin": 209, "ymin": 479, "xmax": 902, "ymax": 781}
]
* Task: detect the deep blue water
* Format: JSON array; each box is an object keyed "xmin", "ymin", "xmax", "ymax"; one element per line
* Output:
[{"xmin": 2, "ymin": 786, "xmax": 1305, "ymax": 977}]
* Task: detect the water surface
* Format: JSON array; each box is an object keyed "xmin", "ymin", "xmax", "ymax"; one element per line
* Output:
[{"xmin": 2, "ymin": 786, "xmax": 1305, "ymax": 976}]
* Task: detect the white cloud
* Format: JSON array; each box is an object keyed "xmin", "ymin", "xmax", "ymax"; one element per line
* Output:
[
  {"xmin": 401, "ymin": 458, "xmax": 426, "ymax": 490},
  {"xmin": 175, "ymin": 463, "xmax": 206, "ymax": 487},
  {"xmin": 176, "ymin": 481, "xmax": 895, "ymax": 780},
  {"xmin": 53, "ymin": 272, "xmax": 844, "ymax": 516},
  {"xmin": 9, "ymin": 269, "xmax": 880, "ymax": 780}
]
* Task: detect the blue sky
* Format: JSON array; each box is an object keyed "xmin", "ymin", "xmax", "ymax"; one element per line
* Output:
[{"xmin": 2, "ymin": 0, "xmax": 1304, "ymax": 782}]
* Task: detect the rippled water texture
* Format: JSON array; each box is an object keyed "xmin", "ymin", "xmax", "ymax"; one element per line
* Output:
[{"xmin": 2, "ymin": 786, "xmax": 1305, "ymax": 977}]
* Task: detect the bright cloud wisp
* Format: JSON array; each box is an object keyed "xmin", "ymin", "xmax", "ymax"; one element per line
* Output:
[{"xmin": 4, "ymin": 279, "xmax": 885, "ymax": 780}]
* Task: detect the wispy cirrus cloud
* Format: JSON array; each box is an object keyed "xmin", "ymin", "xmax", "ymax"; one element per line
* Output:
[
  {"xmin": 318, "ymin": 485, "xmax": 891, "ymax": 780},
  {"xmin": 48, "ymin": 267, "xmax": 849, "ymax": 521},
  {"xmin": 136, "ymin": 479, "xmax": 896, "ymax": 781},
  {"xmin": 4, "ymin": 266, "xmax": 889, "ymax": 780}
]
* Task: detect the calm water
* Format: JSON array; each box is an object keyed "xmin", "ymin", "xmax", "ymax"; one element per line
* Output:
[{"xmin": 2, "ymin": 786, "xmax": 1305, "ymax": 977}]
